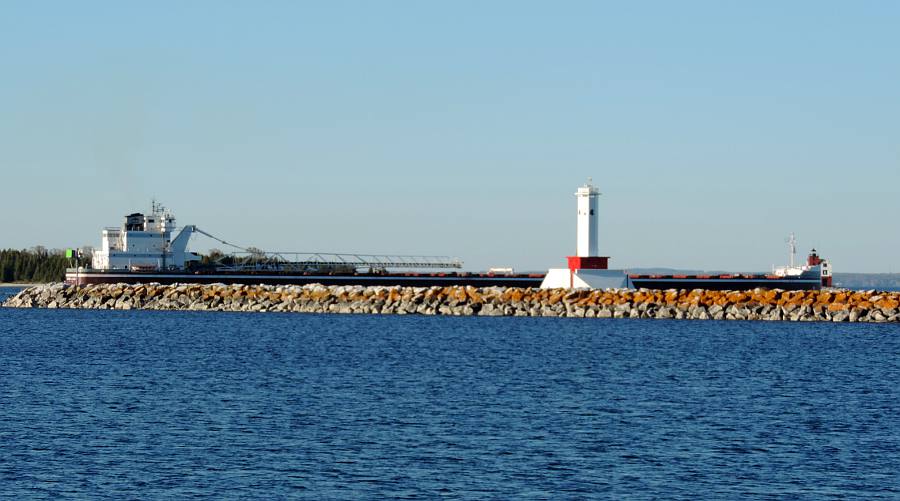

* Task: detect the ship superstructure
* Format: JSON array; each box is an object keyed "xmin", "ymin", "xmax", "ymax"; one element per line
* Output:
[
  {"xmin": 91, "ymin": 202, "xmax": 201, "ymax": 271},
  {"xmin": 770, "ymin": 234, "xmax": 832, "ymax": 286}
]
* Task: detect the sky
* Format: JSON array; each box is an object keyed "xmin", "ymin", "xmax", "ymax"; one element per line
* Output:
[{"xmin": 1, "ymin": 1, "xmax": 898, "ymax": 273}]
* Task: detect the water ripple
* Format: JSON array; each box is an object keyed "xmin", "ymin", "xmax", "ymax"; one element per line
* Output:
[{"xmin": 1, "ymin": 308, "xmax": 899, "ymax": 498}]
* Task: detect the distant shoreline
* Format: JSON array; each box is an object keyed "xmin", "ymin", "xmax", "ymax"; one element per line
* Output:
[{"xmin": 0, "ymin": 283, "xmax": 38, "ymax": 288}]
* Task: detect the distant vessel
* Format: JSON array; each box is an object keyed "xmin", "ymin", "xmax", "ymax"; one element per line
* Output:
[{"xmin": 66, "ymin": 202, "xmax": 545, "ymax": 287}]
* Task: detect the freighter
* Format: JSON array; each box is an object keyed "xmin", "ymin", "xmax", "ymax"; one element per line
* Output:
[
  {"xmin": 65, "ymin": 202, "xmax": 545, "ymax": 287},
  {"xmin": 67, "ymin": 184, "xmax": 832, "ymax": 291}
]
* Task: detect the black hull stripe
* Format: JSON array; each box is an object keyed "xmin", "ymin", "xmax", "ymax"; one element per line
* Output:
[{"xmin": 630, "ymin": 279, "xmax": 821, "ymax": 291}]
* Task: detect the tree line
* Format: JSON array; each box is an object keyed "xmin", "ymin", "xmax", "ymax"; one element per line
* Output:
[{"xmin": 0, "ymin": 248, "xmax": 86, "ymax": 283}]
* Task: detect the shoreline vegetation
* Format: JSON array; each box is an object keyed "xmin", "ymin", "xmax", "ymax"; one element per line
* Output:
[
  {"xmin": 5, "ymin": 283, "xmax": 900, "ymax": 323},
  {"xmin": 0, "ymin": 248, "xmax": 85, "ymax": 284}
]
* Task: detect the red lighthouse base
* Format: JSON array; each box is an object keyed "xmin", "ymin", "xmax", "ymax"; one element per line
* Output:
[{"xmin": 567, "ymin": 256, "xmax": 609, "ymax": 271}]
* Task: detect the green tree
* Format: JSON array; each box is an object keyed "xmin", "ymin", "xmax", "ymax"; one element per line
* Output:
[{"xmin": 0, "ymin": 248, "xmax": 70, "ymax": 283}]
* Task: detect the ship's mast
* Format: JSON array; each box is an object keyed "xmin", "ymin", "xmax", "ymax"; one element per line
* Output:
[
  {"xmin": 787, "ymin": 232, "xmax": 796, "ymax": 268},
  {"xmin": 151, "ymin": 199, "xmax": 168, "ymax": 270}
]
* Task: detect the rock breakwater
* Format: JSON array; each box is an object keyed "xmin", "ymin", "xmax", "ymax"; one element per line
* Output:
[{"xmin": 4, "ymin": 283, "xmax": 900, "ymax": 322}]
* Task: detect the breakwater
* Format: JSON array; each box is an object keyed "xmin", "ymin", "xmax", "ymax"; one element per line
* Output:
[{"xmin": 4, "ymin": 283, "xmax": 900, "ymax": 322}]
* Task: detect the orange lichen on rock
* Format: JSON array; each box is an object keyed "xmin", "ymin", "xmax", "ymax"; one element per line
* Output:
[{"xmin": 875, "ymin": 298, "xmax": 899, "ymax": 310}]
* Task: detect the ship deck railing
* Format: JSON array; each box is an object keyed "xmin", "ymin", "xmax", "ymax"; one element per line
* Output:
[{"xmin": 211, "ymin": 252, "xmax": 463, "ymax": 272}]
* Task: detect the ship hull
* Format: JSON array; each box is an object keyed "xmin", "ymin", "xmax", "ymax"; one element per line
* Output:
[
  {"xmin": 65, "ymin": 270, "xmax": 546, "ymax": 288},
  {"xmin": 65, "ymin": 271, "xmax": 824, "ymax": 291}
]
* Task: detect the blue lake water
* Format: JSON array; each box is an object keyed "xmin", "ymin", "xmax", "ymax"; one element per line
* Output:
[{"xmin": 2, "ymin": 289, "xmax": 900, "ymax": 499}]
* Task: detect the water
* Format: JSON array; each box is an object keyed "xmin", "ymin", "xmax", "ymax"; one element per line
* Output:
[
  {"xmin": 2, "ymin": 297, "xmax": 900, "ymax": 498},
  {"xmin": 0, "ymin": 286, "xmax": 23, "ymax": 303}
]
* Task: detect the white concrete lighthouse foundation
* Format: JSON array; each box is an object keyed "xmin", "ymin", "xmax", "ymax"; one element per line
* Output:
[{"xmin": 541, "ymin": 268, "xmax": 631, "ymax": 289}]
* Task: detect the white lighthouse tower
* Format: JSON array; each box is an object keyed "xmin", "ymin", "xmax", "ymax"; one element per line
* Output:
[
  {"xmin": 540, "ymin": 179, "xmax": 630, "ymax": 289},
  {"xmin": 575, "ymin": 178, "xmax": 600, "ymax": 257}
]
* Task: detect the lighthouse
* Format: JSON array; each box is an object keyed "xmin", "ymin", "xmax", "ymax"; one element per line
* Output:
[{"xmin": 540, "ymin": 179, "xmax": 629, "ymax": 289}]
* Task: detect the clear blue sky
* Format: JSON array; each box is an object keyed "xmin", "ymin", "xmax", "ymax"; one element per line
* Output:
[{"xmin": 1, "ymin": 1, "xmax": 898, "ymax": 273}]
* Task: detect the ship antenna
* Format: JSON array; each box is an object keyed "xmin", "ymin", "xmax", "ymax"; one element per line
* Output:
[{"xmin": 787, "ymin": 232, "xmax": 796, "ymax": 268}]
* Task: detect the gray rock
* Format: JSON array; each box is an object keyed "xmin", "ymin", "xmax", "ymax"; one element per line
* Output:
[{"xmin": 480, "ymin": 304, "xmax": 503, "ymax": 316}]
